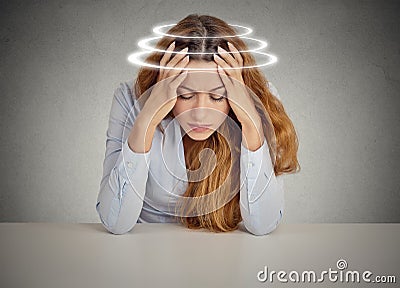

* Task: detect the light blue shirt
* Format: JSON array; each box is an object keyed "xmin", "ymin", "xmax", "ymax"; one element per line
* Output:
[{"xmin": 96, "ymin": 80, "xmax": 284, "ymax": 236}]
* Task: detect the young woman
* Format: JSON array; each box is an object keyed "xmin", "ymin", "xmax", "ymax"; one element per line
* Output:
[{"xmin": 96, "ymin": 14, "xmax": 300, "ymax": 236}]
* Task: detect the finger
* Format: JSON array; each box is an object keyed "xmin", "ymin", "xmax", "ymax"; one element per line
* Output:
[
  {"xmin": 159, "ymin": 42, "xmax": 176, "ymax": 70},
  {"xmin": 217, "ymin": 65, "xmax": 234, "ymax": 88},
  {"xmin": 214, "ymin": 54, "xmax": 237, "ymax": 79},
  {"xmin": 214, "ymin": 50, "xmax": 244, "ymax": 83},
  {"xmin": 165, "ymin": 47, "xmax": 188, "ymax": 69},
  {"xmin": 217, "ymin": 46, "xmax": 238, "ymax": 68},
  {"xmin": 169, "ymin": 69, "xmax": 189, "ymax": 90},
  {"xmin": 161, "ymin": 47, "xmax": 188, "ymax": 82},
  {"xmin": 160, "ymin": 41, "xmax": 175, "ymax": 64},
  {"xmin": 158, "ymin": 42, "xmax": 176, "ymax": 81},
  {"xmin": 164, "ymin": 55, "xmax": 189, "ymax": 80},
  {"xmin": 227, "ymin": 42, "xmax": 243, "ymax": 67}
]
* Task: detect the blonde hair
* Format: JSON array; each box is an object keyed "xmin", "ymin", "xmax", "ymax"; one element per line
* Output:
[{"xmin": 133, "ymin": 14, "xmax": 300, "ymax": 232}]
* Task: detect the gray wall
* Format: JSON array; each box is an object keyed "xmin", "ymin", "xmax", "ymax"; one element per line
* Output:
[{"xmin": 0, "ymin": 0, "xmax": 399, "ymax": 223}]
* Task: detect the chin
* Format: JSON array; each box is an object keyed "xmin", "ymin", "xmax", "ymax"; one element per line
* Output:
[{"xmin": 186, "ymin": 130, "xmax": 213, "ymax": 141}]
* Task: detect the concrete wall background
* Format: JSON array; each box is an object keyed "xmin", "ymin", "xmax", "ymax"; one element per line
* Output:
[{"xmin": 0, "ymin": 0, "xmax": 399, "ymax": 223}]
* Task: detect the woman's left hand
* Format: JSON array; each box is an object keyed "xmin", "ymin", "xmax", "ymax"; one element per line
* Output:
[{"xmin": 213, "ymin": 42, "xmax": 261, "ymax": 131}]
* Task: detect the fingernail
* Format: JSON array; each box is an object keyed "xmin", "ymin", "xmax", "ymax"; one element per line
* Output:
[
  {"xmin": 214, "ymin": 54, "xmax": 220, "ymax": 59},
  {"xmin": 182, "ymin": 47, "xmax": 188, "ymax": 51},
  {"xmin": 218, "ymin": 46, "xmax": 224, "ymax": 51},
  {"xmin": 170, "ymin": 41, "xmax": 175, "ymax": 48}
]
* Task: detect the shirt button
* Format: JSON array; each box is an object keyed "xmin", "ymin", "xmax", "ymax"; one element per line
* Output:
[{"xmin": 127, "ymin": 162, "xmax": 133, "ymax": 168}]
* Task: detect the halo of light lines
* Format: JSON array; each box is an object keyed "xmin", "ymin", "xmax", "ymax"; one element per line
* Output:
[
  {"xmin": 137, "ymin": 36, "xmax": 268, "ymax": 54},
  {"xmin": 127, "ymin": 22, "xmax": 278, "ymax": 71},
  {"xmin": 153, "ymin": 23, "xmax": 253, "ymax": 38}
]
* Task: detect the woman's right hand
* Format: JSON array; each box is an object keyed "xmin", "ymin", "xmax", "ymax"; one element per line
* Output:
[{"xmin": 140, "ymin": 42, "xmax": 190, "ymax": 127}]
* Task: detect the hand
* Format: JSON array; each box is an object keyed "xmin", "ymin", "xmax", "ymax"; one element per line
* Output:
[
  {"xmin": 140, "ymin": 42, "xmax": 189, "ymax": 127},
  {"xmin": 213, "ymin": 42, "xmax": 261, "ymax": 129},
  {"xmin": 214, "ymin": 42, "xmax": 265, "ymax": 151}
]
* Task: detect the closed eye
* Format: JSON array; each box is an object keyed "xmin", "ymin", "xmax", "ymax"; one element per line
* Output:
[
  {"xmin": 210, "ymin": 94, "xmax": 225, "ymax": 102},
  {"xmin": 178, "ymin": 93, "xmax": 226, "ymax": 102},
  {"xmin": 178, "ymin": 94, "xmax": 194, "ymax": 100}
]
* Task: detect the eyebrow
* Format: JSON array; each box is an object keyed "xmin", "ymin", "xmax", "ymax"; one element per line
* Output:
[{"xmin": 178, "ymin": 85, "xmax": 225, "ymax": 92}]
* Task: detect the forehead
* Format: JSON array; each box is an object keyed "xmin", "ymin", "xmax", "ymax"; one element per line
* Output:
[{"xmin": 179, "ymin": 61, "xmax": 224, "ymax": 91}]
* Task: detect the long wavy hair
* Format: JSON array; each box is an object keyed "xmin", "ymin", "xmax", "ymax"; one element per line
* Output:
[{"xmin": 132, "ymin": 14, "xmax": 300, "ymax": 232}]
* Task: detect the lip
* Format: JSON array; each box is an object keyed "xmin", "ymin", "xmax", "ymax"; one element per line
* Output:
[
  {"xmin": 188, "ymin": 123, "xmax": 213, "ymax": 128},
  {"xmin": 188, "ymin": 123, "xmax": 212, "ymax": 132}
]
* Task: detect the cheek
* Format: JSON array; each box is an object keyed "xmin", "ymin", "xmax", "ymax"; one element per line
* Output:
[
  {"xmin": 172, "ymin": 102, "xmax": 181, "ymax": 114},
  {"xmin": 213, "ymin": 104, "xmax": 230, "ymax": 121},
  {"xmin": 172, "ymin": 101, "xmax": 188, "ymax": 117},
  {"xmin": 220, "ymin": 101, "xmax": 231, "ymax": 115}
]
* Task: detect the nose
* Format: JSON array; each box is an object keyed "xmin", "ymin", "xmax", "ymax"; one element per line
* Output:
[{"xmin": 191, "ymin": 93, "xmax": 209, "ymax": 120}]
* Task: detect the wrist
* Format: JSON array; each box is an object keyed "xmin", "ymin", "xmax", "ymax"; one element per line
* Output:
[
  {"xmin": 136, "ymin": 112, "xmax": 159, "ymax": 130},
  {"xmin": 128, "ymin": 114, "xmax": 157, "ymax": 154},
  {"xmin": 241, "ymin": 116, "xmax": 262, "ymax": 133},
  {"xmin": 241, "ymin": 117, "xmax": 264, "ymax": 151}
]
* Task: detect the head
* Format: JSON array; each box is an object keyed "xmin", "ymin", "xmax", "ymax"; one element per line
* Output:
[
  {"xmin": 137, "ymin": 14, "xmax": 255, "ymax": 140},
  {"xmin": 134, "ymin": 14, "xmax": 300, "ymax": 233},
  {"xmin": 172, "ymin": 60, "xmax": 230, "ymax": 141}
]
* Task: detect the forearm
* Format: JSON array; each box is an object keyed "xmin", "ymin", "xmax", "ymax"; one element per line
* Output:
[
  {"xmin": 97, "ymin": 138, "xmax": 151, "ymax": 235},
  {"xmin": 97, "ymin": 82, "xmax": 154, "ymax": 235},
  {"xmin": 240, "ymin": 173, "xmax": 284, "ymax": 236},
  {"xmin": 241, "ymin": 116, "xmax": 264, "ymax": 152},
  {"xmin": 128, "ymin": 114, "xmax": 157, "ymax": 153},
  {"xmin": 239, "ymin": 135, "xmax": 284, "ymax": 236}
]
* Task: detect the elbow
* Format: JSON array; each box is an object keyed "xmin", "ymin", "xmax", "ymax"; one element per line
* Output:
[
  {"xmin": 106, "ymin": 224, "xmax": 133, "ymax": 235},
  {"xmin": 244, "ymin": 210, "xmax": 284, "ymax": 236},
  {"xmin": 246, "ymin": 222, "xmax": 279, "ymax": 236},
  {"xmin": 96, "ymin": 201, "xmax": 136, "ymax": 235},
  {"xmin": 100, "ymin": 218, "xmax": 136, "ymax": 235}
]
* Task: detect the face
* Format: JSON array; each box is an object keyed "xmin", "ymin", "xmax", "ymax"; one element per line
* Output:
[{"xmin": 172, "ymin": 60, "xmax": 231, "ymax": 141}]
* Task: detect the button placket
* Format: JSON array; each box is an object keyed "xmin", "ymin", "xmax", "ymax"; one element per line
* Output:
[{"xmin": 126, "ymin": 160, "xmax": 138, "ymax": 173}]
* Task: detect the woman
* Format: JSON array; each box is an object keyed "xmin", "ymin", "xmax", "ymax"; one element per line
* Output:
[{"xmin": 96, "ymin": 14, "xmax": 300, "ymax": 236}]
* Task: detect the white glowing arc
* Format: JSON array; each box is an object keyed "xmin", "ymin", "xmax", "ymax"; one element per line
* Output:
[
  {"xmin": 138, "ymin": 36, "xmax": 268, "ymax": 55},
  {"xmin": 153, "ymin": 23, "xmax": 253, "ymax": 38},
  {"xmin": 127, "ymin": 50, "xmax": 278, "ymax": 70}
]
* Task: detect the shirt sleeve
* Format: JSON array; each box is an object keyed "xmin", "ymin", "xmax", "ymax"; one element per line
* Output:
[
  {"xmin": 239, "ymin": 137, "xmax": 284, "ymax": 236},
  {"xmin": 96, "ymin": 82, "xmax": 151, "ymax": 235},
  {"xmin": 239, "ymin": 81, "xmax": 284, "ymax": 236},
  {"xmin": 268, "ymin": 81, "xmax": 281, "ymax": 101}
]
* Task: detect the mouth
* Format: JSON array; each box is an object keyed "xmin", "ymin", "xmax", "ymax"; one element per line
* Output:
[{"xmin": 188, "ymin": 123, "xmax": 213, "ymax": 132}]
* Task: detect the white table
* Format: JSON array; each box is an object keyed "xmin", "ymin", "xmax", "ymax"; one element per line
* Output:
[{"xmin": 1, "ymin": 223, "xmax": 399, "ymax": 288}]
